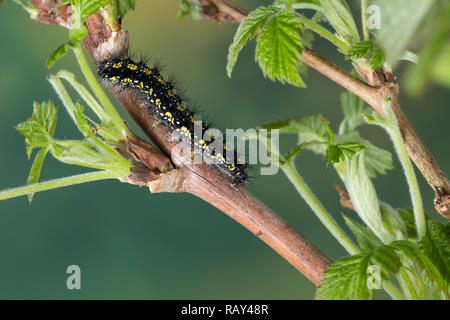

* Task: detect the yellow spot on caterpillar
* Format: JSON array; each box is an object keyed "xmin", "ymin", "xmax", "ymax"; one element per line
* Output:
[
  {"xmin": 190, "ymin": 115, "xmax": 196, "ymax": 122},
  {"xmin": 150, "ymin": 88, "xmax": 154, "ymax": 95},
  {"xmin": 110, "ymin": 76, "xmax": 118, "ymax": 81},
  {"xmin": 123, "ymin": 78, "xmax": 131, "ymax": 83},
  {"xmin": 139, "ymin": 81, "xmax": 144, "ymax": 88},
  {"xmin": 156, "ymin": 98, "xmax": 162, "ymax": 107},
  {"xmin": 157, "ymin": 76, "xmax": 165, "ymax": 84},
  {"xmin": 165, "ymin": 111, "xmax": 173, "ymax": 118},
  {"xmin": 176, "ymin": 102, "xmax": 184, "ymax": 111},
  {"xmin": 127, "ymin": 64, "xmax": 137, "ymax": 70},
  {"xmin": 143, "ymin": 68, "xmax": 152, "ymax": 75},
  {"xmin": 113, "ymin": 61, "xmax": 123, "ymax": 68},
  {"xmin": 167, "ymin": 89, "xmax": 174, "ymax": 97}
]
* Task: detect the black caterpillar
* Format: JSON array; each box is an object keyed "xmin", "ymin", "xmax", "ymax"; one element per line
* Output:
[{"xmin": 98, "ymin": 56, "xmax": 249, "ymax": 185}]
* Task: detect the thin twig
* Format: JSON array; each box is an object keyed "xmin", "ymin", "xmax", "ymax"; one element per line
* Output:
[{"xmin": 190, "ymin": 0, "xmax": 450, "ymax": 218}]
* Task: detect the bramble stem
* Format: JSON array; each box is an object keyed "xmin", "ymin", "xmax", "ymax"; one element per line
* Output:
[
  {"xmin": 73, "ymin": 46, "xmax": 129, "ymax": 136},
  {"xmin": 0, "ymin": 171, "xmax": 119, "ymax": 201}
]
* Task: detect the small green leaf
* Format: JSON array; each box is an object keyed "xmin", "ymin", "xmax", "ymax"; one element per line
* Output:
[
  {"xmin": 343, "ymin": 214, "xmax": 382, "ymax": 252},
  {"xmin": 397, "ymin": 208, "xmax": 418, "ymax": 240},
  {"xmin": 227, "ymin": 6, "xmax": 281, "ymax": 78},
  {"xmin": 255, "ymin": 10, "xmax": 305, "ymax": 87},
  {"xmin": 27, "ymin": 145, "xmax": 50, "ymax": 203},
  {"xmin": 178, "ymin": 0, "xmax": 201, "ymax": 20},
  {"xmin": 15, "ymin": 101, "xmax": 58, "ymax": 157},
  {"xmin": 46, "ymin": 43, "xmax": 71, "ymax": 69},
  {"xmin": 336, "ymin": 131, "xmax": 393, "ymax": 178},
  {"xmin": 347, "ymin": 40, "xmax": 375, "ymax": 59},
  {"xmin": 370, "ymin": 47, "xmax": 385, "ymax": 69}
]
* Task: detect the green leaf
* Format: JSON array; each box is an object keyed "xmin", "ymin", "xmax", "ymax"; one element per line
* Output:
[
  {"xmin": 318, "ymin": 0, "xmax": 359, "ymax": 45},
  {"xmin": 178, "ymin": 0, "xmax": 201, "ymax": 20},
  {"xmin": 27, "ymin": 145, "xmax": 50, "ymax": 203},
  {"xmin": 336, "ymin": 131, "xmax": 393, "ymax": 178},
  {"xmin": 392, "ymin": 240, "xmax": 449, "ymax": 299},
  {"xmin": 371, "ymin": 0, "xmax": 436, "ymax": 65},
  {"xmin": 316, "ymin": 245, "xmax": 400, "ymax": 300},
  {"xmin": 343, "ymin": 153, "xmax": 392, "ymax": 243},
  {"xmin": 379, "ymin": 202, "xmax": 408, "ymax": 241},
  {"xmin": 397, "ymin": 208, "xmax": 418, "ymax": 240},
  {"xmin": 419, "ymin": 220, "xmax": 450, "ymax": 283},
  {"xmin": 316, "ymin": 253, "xmax": 371, "ymax": 300},
  {"xmin": 255, "ymin": 10, "xmax": 305, "ymax": 87},
  {"xmin": 15, "ymin": 101, "xmax": 58, "ymax": 157},
  {"xmin": 295, "ymin": 115, "xmax": 328, "ymax": 154},
  {"xmin": 51, "ymin": 142, "xmax": 117, "ymax": 171},
  {"xmin": 227, "ymin": 6, "xmax": 281, "ymax": 78},
  {"xmin": 46, "ymin": 43, "xmax": 71, "ymax": 69},
  {"xmin": 370, "ymin": 47, "xmax": 385, "ymax": 69},
  {"xmin": 282, "ymin": 141, "xmax": 323, "ymax": 164},
  {"xmin": 343, "ymin": 214, "xmax": 382, "ymax": 252},
  {"xmin": 326, "ymin": 142, "xmax": 364, "ymax": 166},
  {"xmin": 347, "ymin": 40, "xmax": 375, "ymax": 59},
  {"xmin": 80, "ymin": 0, "xmax": 111, "ymax": 21},
  {"xmin": 46, "ymin": 27, "xmax": 88, "ymax": 69}
]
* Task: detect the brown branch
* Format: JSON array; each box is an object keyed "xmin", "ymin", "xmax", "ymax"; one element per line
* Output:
[
  {"xmin": 31, "ymin": 1, "xmax": 332, "ymax": 286},
  {"xmin": 191, "ymin": 0, "xmax": 450, "ymax": 218}
]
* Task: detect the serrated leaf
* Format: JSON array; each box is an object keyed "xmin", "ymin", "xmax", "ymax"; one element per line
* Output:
[
  {"xmin": 419, "ymin": 220, "xmax": 450, "ymax": 282},
  {"xmin": 392, "ymin": 240, "xmax": 449, "ymax": 299},
  {"xmin": 370, "ymin": 47, "xmax": 385, "ymax": 69},
  {"xmin": 343, "ymin": 214, "xmax": 382, "ymax": 252},
  {"xmin": 326, "ymin": 142, "xmax": 364, "ymax": 166},
  {"xmin": 317, "ymin": 244, "xmax": 401, "ymax": 300},
  {"xmin": 227, "ymin": 6, "xmax": 281, "ymax": 77},
  {"xmin": 255, "ymin": 10, "xmax": 305, "ymax": 87},
  {"xmin": 347, "ymin": 40, "xmax": 375, "ymax": 59},
  {"xmin": 316, "ymin": 253, "xmax": 371, "ymax": 300},
  {"xmin": 336, "ymin": 131, "xmax": 393, "ymax": 178},
  {"xmin": 178, "ymin": 0, "xmax": 201, "ymax": 20},
  {"xmin": 27, "ymin": 145, "xmax": 50, "ymax": 203},
  {"xmin": 15, "ymin": 101, "xmax": 58, "ymax": 157}
]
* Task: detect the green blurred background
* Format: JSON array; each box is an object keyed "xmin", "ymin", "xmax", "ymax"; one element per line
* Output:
[{"xmin": 0, "ymin": 0, "xmax": 448, "ymax": 299}]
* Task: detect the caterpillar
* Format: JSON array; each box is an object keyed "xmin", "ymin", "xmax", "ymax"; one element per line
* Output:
[{"xmin": 98, "ymin": 55, "xmax": 249, "ymax": 185}]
